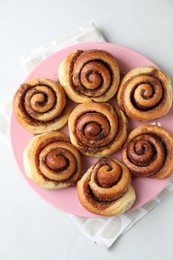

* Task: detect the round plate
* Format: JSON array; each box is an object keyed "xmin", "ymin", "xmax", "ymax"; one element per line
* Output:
[{"xmin": 10, "ymin": 42, "xmax": 173, "ymax": 217}]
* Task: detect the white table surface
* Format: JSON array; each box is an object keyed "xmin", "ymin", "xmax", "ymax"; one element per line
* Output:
[{"xmin": 1, "ymin": 0, "xmax": 173, "ymax": 259}]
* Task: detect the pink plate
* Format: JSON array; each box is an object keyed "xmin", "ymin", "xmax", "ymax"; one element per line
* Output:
[{"xmin": 10, "ymin": 42, "xmax": 173, "ymax": 217}]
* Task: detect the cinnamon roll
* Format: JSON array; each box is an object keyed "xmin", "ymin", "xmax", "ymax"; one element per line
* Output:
[
  {"xmin": 68, "ymin": 103, "xmax": 127, "ymax": 157},
  {"xmin": 77, "ymin": 158, "xmax": 136, "ymax": 216},
  {"xmin": 13, "ymin": 78, "xmax": 70, "ymax": 133},
  {"xmin": 122, "ymin": 125, "xmax": 173, "ymax": 178},
  {"xmin": 58, "ymin": 49, "xmax": 120, "ymax": 103},
  {"xmin": 23, "ymin": 131, "xmax": 81, "ymax": 189},
  {"xmin": 117, "ymin": 66, "xmax": 172, "ymax": 121}
]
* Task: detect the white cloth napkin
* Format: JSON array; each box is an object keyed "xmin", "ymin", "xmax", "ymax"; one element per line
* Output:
[{"xmin": 3, "ymin": 22, "xmax": 173, "ymax": 250}]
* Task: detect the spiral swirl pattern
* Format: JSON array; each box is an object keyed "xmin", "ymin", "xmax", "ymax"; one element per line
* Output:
[
  {"xmin": 23, "ymin": 131, "xmax": 81, "ymax": 189},
  {"xmin": 13, "ymin": 78, "xmax": 70, "ymax": 133},
  {"xmin": 59, "ymin": 49, "xmax": 120, "ymax": 103},
  {"xmin": 68, "ymin": 103, "xmax": 127, "ymax": 157},
  {"xmin": 122, "ymin": 125, "xmax": 173, "ymax": 178},
  {"xmin": 77, "ymin": 158, "xmax": 136, "ymax": 216},
  {"xmin": 117, "ymin": 66, "xmax": 172, "ymax": 121}
]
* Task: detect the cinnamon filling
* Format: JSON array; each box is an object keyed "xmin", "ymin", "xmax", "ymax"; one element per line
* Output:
[
  {"xmin": 36, "ymin": 138, "xmax": 79, "ymax": 184},
  {"xmin": 46, "ymin": 151, "xmax": 68, "ymax": 171},
  {"xmin": 81, "ymin": 157, "xmax": 131, "ymax": 204},
  {"xmin": 75, "ymin": 106, "xmax": 123, "ymax": 154},
  {"xmin": 71, "ymin": 50, "xmax": 114, "ymax": 98},
  {"xmin": 21, "ymin": 102, "xmax": 68, "ymax": 126},
  {"xmin": 127, "ymin": 75, "xmax": 164, "ymax": 111},
  {"xmin": 83, "ymin": 181, "xmax": 113, "ymax": 210},
  {"xmin": 18, "ymin": 82, "xmax": 68, "ymax": 126},
  {"xmin": 94, "ymin": 158, "xmax": 122, "ymax": 188},
  {"xmin": 75, "ymin": 112, "xmax": 110, "ymax": 148},
  {"xmin": 84, "ymin": 122, "xmax": 102, "ymax": 139},
  {"xmin": 126, "ymin": 133, "xmax": 167, "ymax": 176}
]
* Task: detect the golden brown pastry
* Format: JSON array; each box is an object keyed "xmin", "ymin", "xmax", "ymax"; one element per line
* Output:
[
  {"xmin": 13, "ymin": 78, "xmax": 70, "ymax": 133},
  {"xmin": 58, "ymin": 49, "xmax": 120, "ymax": 103},
  {"xmin": 68, "ymin": 102, "xmax": 127, "ymax": 157},
  {"xmin": 77, "ymin": 157, "xmax": 136, "ymax": 216},
  {"xmin": 122, "ymin": 124, "xmax": 173, "ymax": 178},
  {"xmin": 117, "ymin": 66, "xmax": 172, "ymax": 121},
  {"xmin": 23, "ymin": 131, "xmax": 81, "ymax": 189}
]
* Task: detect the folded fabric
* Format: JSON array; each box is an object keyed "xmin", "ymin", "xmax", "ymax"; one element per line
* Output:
[
  {"xmin": 20, "ymin": 23, "xmax": 105, "ymax": 73},
  {"xmin": 4, "ymin": 22, "xmax": 172, "ymax": 250}
]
